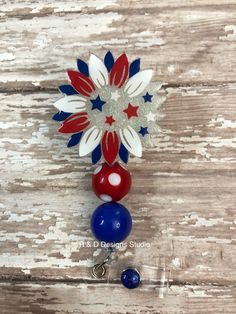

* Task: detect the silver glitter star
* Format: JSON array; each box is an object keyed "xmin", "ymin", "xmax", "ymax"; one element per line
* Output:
[
  {"xmin": 111, "ymin": 90, "xmax": 120, "ymax": 101},
  {"xmin": 145, "ymin": 111, "xmax": 156, "ymax": 122}
]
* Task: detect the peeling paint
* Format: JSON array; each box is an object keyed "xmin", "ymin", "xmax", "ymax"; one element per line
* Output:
[
  {"xmin": 180, "ymin": 214, "xmax": 234, "ymax": 228},
  {"xmin": 0, "ymin": 52, "xmax": 15, "ymax": 62},
  {"xmin": 219, "ymin": 25, "xmax": 236, "ymax": 41},
  {"xmin": 208, "ymin": 115, "xmax": 236, "ymax": 129},
  {"xmin": 172, "ymin": 257, "xmax": 181, "ymax": 268},
  {"xmin": 0, "ymin": 3, "xmax": 236, "ymax": 307}
]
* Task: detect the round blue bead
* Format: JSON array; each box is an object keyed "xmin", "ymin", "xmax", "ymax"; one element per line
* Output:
[
  {"xmin": 91, "ymin": 202, "xmax": 132, "ymax": 243},
  {"xmin": 121, "ymin": 268, "xmax": 140, "ymax": 289}
]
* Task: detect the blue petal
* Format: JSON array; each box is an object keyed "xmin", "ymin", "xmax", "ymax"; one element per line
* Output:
[
  {"xmin": 67, "ymin": 132, "xmax": 83, "ymax": 148},
  {"xmin": 119, "ymin": 143, "xmax": 129, "ymax": 164},
  {"xmin": 92, "ymin": 144, "xmax": 102, "ymax": 164},
  {"xmin": 52, "ymin": 111, "xmax": 71, "ymax": 121},
  {"xmin": 59, "ymin": 85, "xmax": 78, "ymax": 95},
  {"xmin": 77, "ymin": 59, "xmax": 89, "ymax": 77},
  {"xmin": 129, "ymin": 58, "xmax": 140, "ymax": 78},
  {"xmin": 104, "ymin": 51, "xmax": 114, "ymax": 72}
]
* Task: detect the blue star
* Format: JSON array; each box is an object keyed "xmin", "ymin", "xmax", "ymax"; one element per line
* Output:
[
  {"xmin": 90, "ymin": 95, "xmax": 106, "ymax": 111},
  {"xmin": 143, "ymin": 92, "xmax": 153, "ymax": 103},
  {"xmin": 139, "ymin": 126, "xmax": 149, "ymax": 137}
]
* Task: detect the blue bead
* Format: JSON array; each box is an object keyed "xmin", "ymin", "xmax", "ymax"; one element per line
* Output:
[
  {"xmin": 121, "ymin": 268, "xmax": 140, "ymax": 289},
  {"xmin": 91, "ymin": 202, "xmax": 132, "ymax": 243}
]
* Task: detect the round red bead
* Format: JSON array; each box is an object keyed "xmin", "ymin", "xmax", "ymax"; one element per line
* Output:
[{"xmin": 92, "ymin": 162, "xmax": 132, "ymax": 202}]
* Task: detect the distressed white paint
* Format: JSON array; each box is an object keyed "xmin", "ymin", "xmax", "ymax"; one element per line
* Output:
[
  {"xmin": 208, "ymin": 115, "xmax": 236, "ymax": 128},
  {"xmin": 0, "ymin": 0, "xmax": 119, "ymax": 15},
  {"xmin": 0, "ymin": 12, "xmax": 122, "ymax": 84},
  {"xmin": 180, "ymin": 214, "xmax": 234, "ymax": 227},
  {"xmin": 219, "ymin": 25, "xmax": 236, "ymax": 41},
  {"xmin": 0, "ymin": 52, "xmax": 15, "ymax": 62},
  {"xmin": 172, "ymin": 257, "xmax": 181, "ymax": 268},
  {"xmin": 1, "ymin": 1, "xmax": 236, "ymax": 312}
]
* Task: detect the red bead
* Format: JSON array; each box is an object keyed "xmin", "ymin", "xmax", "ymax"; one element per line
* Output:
[{"xmin": 92, "ymin": 162, "xmax": 132, "ymax": 202}]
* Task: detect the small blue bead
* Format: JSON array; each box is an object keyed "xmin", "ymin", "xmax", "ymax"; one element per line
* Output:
[
  {"xmin": 91, "ymin": 202, "xmax": 132, "ymax": 243},
  {"xmin": 121, "ymin": 268, "xmax": 140, "ymax": 289}
]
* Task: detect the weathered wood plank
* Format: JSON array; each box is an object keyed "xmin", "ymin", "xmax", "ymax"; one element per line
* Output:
[
  {"xmin": 1, "ymin": 1, "xmax": 236, "ymax": 312},
  {"xmin": 0, "ymin": 282, "xmax": 235, "ymax": 314},
  {"xmin": 1, "ymin": 0, "xmax": 236, "ymax": 16},
  {"xmin": 1, "ymin": 1, "xmax": 236, "ymax": 90},
  {"xmin": 0, "ymin": 84, "xmax": 235, "ymax": 284}
]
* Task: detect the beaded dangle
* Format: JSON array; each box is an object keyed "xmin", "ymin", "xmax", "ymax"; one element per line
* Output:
[{"xmin": 52, "ymin": 51, "xmax": 165, "ymax": 289}]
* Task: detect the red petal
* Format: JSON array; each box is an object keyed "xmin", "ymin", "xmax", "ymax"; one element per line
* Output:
[
  {"xmin": 102, "ymin": 131, "xmax": 119, "ymax": 165},
  {"xmin": 109, "ymin": 54, "xmax": 129, "ymax": 88},
  {"xmin": 68, "ymin": 70, "xmax": 95, "ymax": 97},
  {"xmin": 59, "ymin": 112, "xmax": 90, "ymax": 133}
]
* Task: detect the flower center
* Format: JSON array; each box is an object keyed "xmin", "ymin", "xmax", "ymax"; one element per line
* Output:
[{"xmin": 88, "ymin": 86, "xmax": 139, "ymax": 132}]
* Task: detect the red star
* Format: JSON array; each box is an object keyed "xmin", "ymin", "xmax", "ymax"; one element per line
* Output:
[
  {"xmin": 123, "ymin": 103, "xmax": 139, "ymax": 119},
  {"xmin": 105, "ymin": 115, "xmax": 116, "ymax": 126}
]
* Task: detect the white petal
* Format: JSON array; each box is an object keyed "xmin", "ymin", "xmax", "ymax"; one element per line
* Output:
[
  {"xmin": 124, "ymin": 69, "xmax": 153, "ymax": 97},
  {"xmin": 53, "ymin": 95, "xmax": 87, "ymax": 113},
  {"xmin": 79, "ymin": 126, "xmax": 102, "ymax": 157},
  {"xmin": 119, "ymin": 126, "xmax": 142, "ymax": 157},
  {"xmin": 88, "ymin": 54, "xmax": 108, "ymax": 88}
]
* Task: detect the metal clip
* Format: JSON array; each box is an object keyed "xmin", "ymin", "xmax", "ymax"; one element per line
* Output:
[
  {"xmin": 91, "ymin": 256, "xmax": 110, "ymax": 278},
  {"xmin": 92, "ymin": 246, "xmax": 117, "ymax": 278},
  {"xmin": 91, "ymin": 247, "xmax": 117, "ymax": 278}
]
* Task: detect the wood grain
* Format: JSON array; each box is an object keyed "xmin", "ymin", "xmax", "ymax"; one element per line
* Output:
[
  {"xmin": 1, "ymin": 86, "xmax": 236, "ymax": 281},
  {"xmin": 0, "ymin": 282, "xmax": 236, "ymax": 314},
  {"xmin": 0, "ymin": 0, "xmax": 236, "ymax": 313},
  {"xmin": 1, "ymin": 0, "xmax": 236, "ymax": 90}
]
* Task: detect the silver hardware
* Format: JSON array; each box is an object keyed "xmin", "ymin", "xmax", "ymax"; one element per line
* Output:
[
  {"xmin": 91, "ymin": 256, "xmax": 110, "ymax": 278},
  {"xmin": 91, "ymin": 246, "xmax": 117, "ymax": 278}
]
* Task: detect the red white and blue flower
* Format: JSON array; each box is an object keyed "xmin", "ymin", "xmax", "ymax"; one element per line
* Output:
[{"xmin": 52, "ymin": 51, "xmax": 165, "ymax": 164}]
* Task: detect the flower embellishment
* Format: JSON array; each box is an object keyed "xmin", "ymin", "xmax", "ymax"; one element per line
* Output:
[{"xmin": 52, "ymin": 51, "xmax": 165, "ymax": 164}]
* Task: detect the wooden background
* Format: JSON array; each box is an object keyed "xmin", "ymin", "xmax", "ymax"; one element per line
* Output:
[{"xmin": 0, "ymin": 0, "xmax": 236, "ymax": 313}]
